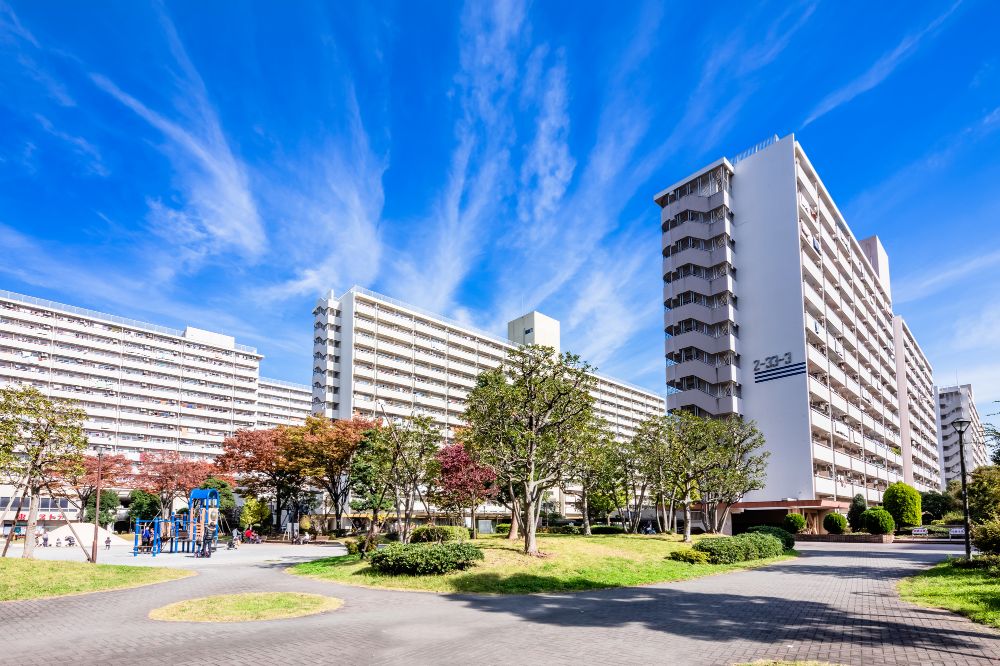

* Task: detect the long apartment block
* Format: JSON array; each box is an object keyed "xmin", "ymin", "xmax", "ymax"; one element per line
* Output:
[
  {"xmin": 0, "ymin": 290, "xmax": 312, "ymax": 460},
  {"xmin": 655, "ymin": 134, "xmax": 941, "ymax": 519},
  {"xmin": 937, "ymin": 384, "xmax": 989, "ymax": 485},
  {"xmin": 892, "ymin": 316, "xmax": 941, "ymax": 492},
  {"xmin": 311, "ymin": 286, "xmax": 666, "ymax": 444}
]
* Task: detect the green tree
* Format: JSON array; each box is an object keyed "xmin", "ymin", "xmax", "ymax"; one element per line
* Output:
[
  {"xmin": 665, "ymin": 411, "xmax": 723, "ymax": 543},
  {"xmin": 127, "ymin": 489, "xmax": 160, "ymax": 523},
  {"xmin": 349, "ymin": 426, "xmax": 397, "ymax": 540},
  {"xmin": 239, "ymin": 497, "xmax": 271, "ymax": 529},
  {"xmin": 199, "ymin": 476, "xmax": 236, "ymax": 511},
  {"xmin": 567, "ymin": 421, "xmax": 617, "ymax": 536},
  {"xmin": 698, "ymin": 417, "xmax": 769, "ymax": 533},
  {"xmin": 847, "ymin": 494, "xmax": 867, "ymax": 531},
  {"xmin": 882, "ymin": 482, "xmax": 921, "ymax": 527},
  {"xmin": 0, "ymin": 385, "xmax": 87, "ymax": 559},
  {"xmin": 384, "ymin": 415, "xmax": 442, "ymax": 543},
  {"xmin": 920, "ymin": 491, "xmax": 955, "ymax": 521},
  {"xmin": 967, "ymin": 466, "xmax": 1000, "ymax": 523},
  {"xmin": 85, "ymin": 489, "xmax": 119, "ymax": 526},
  {"xmin": 611, "ymin": 418, "xmax": 661, "ymax": 533},
  {"xmin": 463, "ymin": 345, "xmax": 596, "ymax": 555}
]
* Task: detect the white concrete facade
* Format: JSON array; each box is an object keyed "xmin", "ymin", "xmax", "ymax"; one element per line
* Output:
[
  {"xmin": 0, "ymin": 290, "xmax": 311, "ymax": 460},
  {"xmin": 256, "ymin": 377, "xmax": 313, "ymax": 429},
  {"xmin": 892, "ymin": 316, "xmax": 942, "ymax": 491},
  {"xmin": 936, "ymin": 384, "xmax": 989, "ymax": 486},
  {"xmin": 312, "ymin": 286, "xmax": 666, "ymax": 443},
  {"xmin": 656, "ymin": 135, "xmax": 940, "ymax": 506}
]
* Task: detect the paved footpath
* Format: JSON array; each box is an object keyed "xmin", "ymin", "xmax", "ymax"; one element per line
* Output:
[{"xmin": 3, "ymin": 541, "xmax": 999, "ymax": 665}]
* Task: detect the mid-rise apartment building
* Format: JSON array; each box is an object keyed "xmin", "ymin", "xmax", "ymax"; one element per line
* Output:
[
  {"xmin": 0, "ymin": 290, "xmax": 311, "ymax": 460},
  {"xmin": 656, "ymin": 135, "xmax": 939, "ymax": 529},
  {"xmin": 937, "ymin": 384, "xmax": 989, "ymax": 485},
  {"xmin": 312, "ymin": 287, "xmax": 666, "ymax": 443},
  {"xmin": 256, "ymin": 378, "xmax": 313, "ymax": 429},
  {"xmin": 892, "ymin": 316, "xmax": 941, "ymax": 491}
]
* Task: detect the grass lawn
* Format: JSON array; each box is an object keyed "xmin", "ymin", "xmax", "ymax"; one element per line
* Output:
[
  {"xmin": 149, "ymin": 592, "xmax": 342, "ymax": 622},
  {"xmin": 898, "ymin": 561, "xmax": 1000, "ymax": 628},
  {"xmin": 289, "ymin": 533, "xmax": 794, "ymax": 594},
  {"xmin": 0, "ymin": 558, "xmax": 193, "ymax": 602}
]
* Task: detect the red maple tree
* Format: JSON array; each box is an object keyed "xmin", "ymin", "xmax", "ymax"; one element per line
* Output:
[
  {"xmin": 55, "ymin": 453, "xmax": 133, "ymax": 518},
  {"xmin": 134, "ymin": 449, "xmax": 215, "ymax": 517},
  {"xmin": 433, "ymin": 442, "xmax": 497, "ymax": 538},
  {"xmin": 216, "ymin": 428, "xmax": 303, "ymax": 530}
]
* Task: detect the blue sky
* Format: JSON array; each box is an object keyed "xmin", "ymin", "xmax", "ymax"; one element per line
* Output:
[{"xmin": 0, "ymin": 1, "xmax": 997, "ymax": 422}]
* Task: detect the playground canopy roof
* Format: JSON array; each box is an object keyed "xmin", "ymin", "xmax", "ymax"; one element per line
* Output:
[{"xmin": 189, "ymin": 488, "xmax": 219, "ymax": 503}]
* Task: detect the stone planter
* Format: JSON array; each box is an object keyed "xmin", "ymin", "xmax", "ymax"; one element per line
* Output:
[{"xmin": 794, "ymin": 533, "xmax": 894, "ymax": 544}]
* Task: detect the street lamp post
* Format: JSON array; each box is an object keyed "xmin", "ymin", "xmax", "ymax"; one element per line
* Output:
[
  {"xmin": 952, "ymin": 418, "xmax": 973, "ymax": 561},
  {"xmin": 90, "ymin": 446, "xmax": 104, "ymax": 564}
]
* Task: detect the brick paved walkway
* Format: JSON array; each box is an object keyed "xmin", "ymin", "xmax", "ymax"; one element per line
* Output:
[{"xmin": 2, "ymin": 542, "xmax": 997, "ymax": 665}]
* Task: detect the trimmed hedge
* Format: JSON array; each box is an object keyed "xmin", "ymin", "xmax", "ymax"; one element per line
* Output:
[
  {"xmin": 972, "ymin": 519, "xmax": 1000, "ymax": 555},
  {"xmin": 782, "ymin": 513, "xmax": 807, "ymax": 534},
  {"xmin": 823, "ymin": 512, "xmax": 848, "ymax": 535},
  {"xmin": 495, "ymin": 522, "xmax": 511, "ymax": 534},
  {"xmin": 367, "ymin": 542, "xmax": 484, "ymax": 575},
  {"xmin": 693, "ymin": 533, "xmax": 784, "ymax": 564},
  {"xmin": 669, "ymin": 548, "xmax": 710, "ymax": 564},
  {"xmin": 409, "ymin": 525, "xmax": 469, "ymax": 543},
  {"xmin": 589, "ymin": 525, "xmax": 626, "ymax": 535},
  {"xmin": 951, "ymin": 554, "xmax": 1000, "ymax": 570},
  {"xmin": 861, "ymin": 508, "xmax": 895, "ymax": 535},
  {"xmin": 745, "ymin": 525, "xmax": 795, "ymax": 550},
  {"xmin": 548, "ymin": 524, "xmax": 580, "ymax": 535}
]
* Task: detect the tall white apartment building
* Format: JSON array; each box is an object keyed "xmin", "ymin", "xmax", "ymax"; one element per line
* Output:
[
  {"xmin": 256, "ymin": 378, "xmax": 314, "ymax": 429},
  {"xmin": 311, "ymin": 286, "xmax": 666, "ymax": 444},
  {"xmin": 936, "ymin": 384, "xmax": 989, "ymax": 485},
  {"xmin": 892, "ymin": 316, "xmax": 941, "ymax": 491},
  {"xmin": 656, "ymin": 134, "xmax": 937, "ymax": 528},
  {"xmin": 0, "ymin": 290, "xmax": 311, "ymax": 461}
]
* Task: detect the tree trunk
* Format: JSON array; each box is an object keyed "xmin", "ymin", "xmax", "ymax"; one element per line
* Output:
[
  {"xmin": 470, "ymin": 505, "xmax": 477, "ymax": 539},
  {"xmin": 507, "ymin": 507, "xmax": 520, "ymax": 539},
  {"xmin": 581, "ymin": 488, "xmax": 592, "ymax": 536},
  {"xmin": 523, "ymin": 494, "xmax": 540, "ymax": 556},
  {"xmin": 2, "ymin": 484, "xmax": 30, "ymax": 557},
  {"xmin": 22, "ymin": 486, "xmax": 41, "ymax": 559},
  {"xmin": 667, "ymin": 495, "xmax": 676, "ymax": 534},
  {"xmin": 655, "ymin": 493, "xmax": 664, "ymax": 533},
  {"xmin": 683, "ymin": 496, "xmax": 692, "ymax": 543}
]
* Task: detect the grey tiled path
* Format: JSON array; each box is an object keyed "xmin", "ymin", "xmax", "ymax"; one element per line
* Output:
[{"xmin": 2, "ymin": 541, "xmax": 998, "ymax": 665}]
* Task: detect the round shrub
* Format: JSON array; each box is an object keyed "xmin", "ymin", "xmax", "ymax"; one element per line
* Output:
[
  {"xmin": 692, "ymin": 533, "xmax": 783, "ymax": 564},
  {"xmin": 589, "ymin": 525, "xmax": 626, "ymax": 535},
  {"xmin": 847, "ymin": 493, "xmax": 868, "ymax": 531},
  {"xmin": 782, "ymin": 513, "xmax": 807, "ymax": 534},
  {"xmin": 409, "ymin": 525, "xmax": 469, "ymax": 543},
  {"xmin": 861, "ymin": 508, "xmax": 895, "ymax": 535},
  {"xmin": 344, "ymin": 540, "xmax": 360, "ymax": 555},
  {"xmin": 367, "ymin": 542, "xmax": 484, "ymax": 575},
  {"xmin": 823, "ymin": 512, "xmax": 848, "ymax": 535},
  {"xmin": 669, "ymin": 548, "xmax": 710, "ymax": 564},
  {"xmin": 882, "ymin": 482, "xmax": 922, "ymax": 528},
  {"xmin": 495, "ymin": 522, "xmax": 511, "ymax": 535},
  {"xmin": 550, "ymin": 524, "xmax": 580, "ymax": 535},
  {"xmin": 745, "ymin": 525, "xmax": 795, "ymax": 550},
  {"xmin": 972, "ymin": 518, "xmax": 1000, "ymax": 555}
]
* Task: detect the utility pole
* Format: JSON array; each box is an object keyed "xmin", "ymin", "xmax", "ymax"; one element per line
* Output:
[{"xmin": 90, "ymin": 446, "xmax": 104, "ymax": 564}]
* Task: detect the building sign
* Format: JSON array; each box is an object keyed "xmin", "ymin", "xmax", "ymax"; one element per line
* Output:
[
  {"xmin": 753, "ymin": 352, "xmax": 806, "ymax": 384},
  {"xmin": 911, "ymin": 527, "xmax": 928, "ymax": 536},
  {"xmin": 15, "ymin": 513, "xmax": 67, "ymax": 521}
]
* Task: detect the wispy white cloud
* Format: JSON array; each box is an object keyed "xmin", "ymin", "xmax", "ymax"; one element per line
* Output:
[
  {"xmin": 894, "ymin": 250, "xmax": 1000, "ymax": 305},
  {"xmin": 91, "ymin": 72, "xmax": 264, "ymax": 274},
  {"xmin": 389, "ymin": 0, "xmax": 526, "ymax": 314},
  {"xmin": 803, "ymin": 1, "xmax": 962, "ymax": 126},
  {"xmin": 258, "ymin": 81, "xmax": 387, "ymax": 301},
  {"xmin": 33, "ymin": 113, "xmax": 107, "ymax": 176}
]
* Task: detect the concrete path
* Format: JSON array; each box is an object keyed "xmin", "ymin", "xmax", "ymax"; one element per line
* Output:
[{"xmin": 2, "ymin": 542, "xmax": 998, "ymax": 665}]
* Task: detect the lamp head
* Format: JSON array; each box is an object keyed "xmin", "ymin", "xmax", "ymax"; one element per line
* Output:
[{"xmin": 952, "ymin": 418, "xmax": 972, "ymax": 435}]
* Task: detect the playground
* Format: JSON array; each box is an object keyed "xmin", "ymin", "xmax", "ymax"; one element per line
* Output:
[{"xmin": 132, "ymin": 488, "xmax": 221, "ymax": 558}]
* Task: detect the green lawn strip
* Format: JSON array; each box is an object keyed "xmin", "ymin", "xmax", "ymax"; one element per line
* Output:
[
  {"xmin": 898, "ymin": 561, "xmax": 1000, "ymax": 628},
  {"xmin": 149, "ymin": 592, "xmax": 343, "ymax": 622},
  {"xmin": 289, "ymin": 533, "xmax": 795, "ymax": 594},
  {"xmin": 0, "ymin": 558, "xmax": 193, "ymax": 602}
]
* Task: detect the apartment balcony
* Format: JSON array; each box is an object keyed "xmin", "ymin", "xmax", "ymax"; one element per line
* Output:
[
  {"xmin": 814, "ymin": 475, "xmax": 836, "ymax": 496},
  {"xmin": 808, "ymin": 376, "xmax": 829, "ymax": 400},
  {"xmin": 666, "ymin": 359, "xmax": 740, "ymax": 386},
  {"xmin": 813, "ymin": 441, "xmax": 834, "ymax": 464},
  {"xmin": 810, "ymin": 408, "xmax": 832, "ymax": 434},
  {"xmin": 806, "ymin": 343, "xmax": 827, "ymax": 371},
  {"xmin": 665, "ymin": 245, "xmax": 735, "ymax": 273},
  {"xmin": 665, "ymin": 330, "xmax": 738, "ymax": 357},
  {"xmin": 803, "ymin": 282, "xmax": 824, "ymax": 315},
  {"xmin": 667, "ymin": 302, "xmax": 737, "ymax": 326},
  {"xmin": 667, "ymin": 389, "xmax": 739, "ymax": 416},
  {"xmin": 801, "ymin": 254, "xmax": 823, "ymax": 286},
  {"xmin": 664, "ymin": 273, "xmax": 736, "ymax": 299},
  {"xmin": 661, "ymin": 188, "xmax": 731, "ymax": 221}
]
